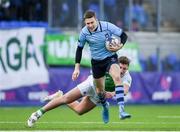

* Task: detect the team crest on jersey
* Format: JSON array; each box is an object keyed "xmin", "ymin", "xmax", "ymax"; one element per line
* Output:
[
  {"xmin": 111, "ymin": 57, "xmax": 116, "ymax": 62},
  {"xmin": 105, "ymin": 33, "xmax": 110, "ymax": 39}
]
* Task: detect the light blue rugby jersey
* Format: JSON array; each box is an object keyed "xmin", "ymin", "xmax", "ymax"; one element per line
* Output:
[{"xmin": 78, "ymin": 21, "xmax": 123, "ymax": 60}]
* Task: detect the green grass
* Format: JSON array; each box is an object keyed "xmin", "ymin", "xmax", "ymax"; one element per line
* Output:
[{"xmin": 0, "ymin": 105, "xmax": 180, "ymax": 131}]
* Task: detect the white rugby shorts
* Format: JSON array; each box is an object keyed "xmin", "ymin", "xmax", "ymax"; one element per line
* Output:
[{"xmin": 77, "ymin": 75, "xmax": 99, "ymax": 105}]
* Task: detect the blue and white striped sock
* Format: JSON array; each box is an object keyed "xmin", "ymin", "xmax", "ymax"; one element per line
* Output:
[{"xmin": 115, "ymin": 85, "xmax": 124, "ymax": 113}]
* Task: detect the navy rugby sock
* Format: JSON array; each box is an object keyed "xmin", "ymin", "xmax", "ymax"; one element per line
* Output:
[{"xmin": 97, "ymin": 92, "xmax": 106, "ymax": 106}]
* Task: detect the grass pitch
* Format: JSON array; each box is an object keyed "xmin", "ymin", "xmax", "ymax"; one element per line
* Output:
[{"xmin": 0, "ymin": 105, "xmax": 180, "ymax": 131}]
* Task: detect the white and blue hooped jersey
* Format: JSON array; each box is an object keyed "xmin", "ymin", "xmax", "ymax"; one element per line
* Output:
[{"xmin": 77, "ymin": 21, "xmax": 123, "ymax": 60}]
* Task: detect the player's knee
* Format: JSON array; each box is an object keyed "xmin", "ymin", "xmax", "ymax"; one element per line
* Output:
[
  {"xmin": 77, "ymin": 112, "xmax": 84, "ymax": 116},
  {"xmin": 76, "ymin": 110, "xmax": 84, "ymax": 116},
  {"xmin": 75, "ymin": 108, "xmax": 85, "ymax": 115}
]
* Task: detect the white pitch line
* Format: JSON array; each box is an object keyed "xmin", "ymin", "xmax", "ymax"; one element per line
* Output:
[
  {"xmin": 0, "ymin": 121, "xmax": 180, "ymax": 125},
  {"xmin": 157, "ymin": 115, "xmax": 180, "ymax": 119},
  {"xmin": 0, "ymin": 130, "xmax": 167, "ymax": 132}
]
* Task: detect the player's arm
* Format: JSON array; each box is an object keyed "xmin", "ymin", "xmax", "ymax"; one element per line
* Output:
[
  {"xmin": 107, "ymin": 22, "xmax": 128, "ymax": 51},
  {"xmin": 123, "ymin": 75, "xmax": 132, "ymax": 95},
  {"xmin": 105, "ymin": 84, "xmax": 129, "ymax": 99},
  {"xmin": 72, "ymin": 46, "xmax": 83, "ymax": 81},
  {"xmin": 124, "ymin": 83, "xmax": 130, "ymax": 95},
  {"xmin": 120, "ymin": 32, "xmax": 128, "ymax": 45},
  {"xmin": 105, "ymin": 91, "xmax": 115, "ymax": 98},
  {"xmin": 108, "ymin": 43, "xmax": 123, "ymax": 52},
  {"xmin": 105, "ymin": 83, "xmax": 130, "ymax": 98},
  {"xmin": 72, "ymin": 31, "xmax": 86, "ymax": 81},
  {"xmin": 108, "ymin": 32, "xmax": 127, "ymax": 52},
  {"xmin": 108, "ymin": 22, "xmax": 128, "ymax": 46}
]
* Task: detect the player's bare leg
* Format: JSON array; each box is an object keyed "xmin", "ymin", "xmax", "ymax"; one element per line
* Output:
[
  {"xmin": 43, "ymin": 88, "xmax": 82, "ymax": 111},
  {"xmin": 109, "ymin": 64, "xmax": 131, "ymax": 119},
  {"xmin": 68, "ymin": 96, "xmax": 96, "ymax": 115},
  {"xmin": 42, "ymin": 90, "xmax": 63, "ymax": 102},
  {"xmin": 43, "ymin": 94, "xmax": 96, "ymax": 115},
  {"xmin": 27, "ymin": 87, "xmax": 82, "ymax": 127}
]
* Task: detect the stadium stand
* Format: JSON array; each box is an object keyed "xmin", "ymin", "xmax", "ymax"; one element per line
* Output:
[
  {"xmin": 162, "ymin": 54, "xmax": 180, "ymax": 71},
  {"xmin": 0, "ymin": 21, "xmax": 48, "ymax": 28},
  {"xmin": 131, "ymin": 32, "xmax": 180, "ymax": 71}
]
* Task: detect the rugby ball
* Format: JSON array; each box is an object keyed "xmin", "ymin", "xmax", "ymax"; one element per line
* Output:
[{"xmin": 105, "ymin": 35, "xmax": 121, "ymax": 51}]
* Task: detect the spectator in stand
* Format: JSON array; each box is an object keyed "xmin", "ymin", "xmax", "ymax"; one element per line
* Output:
[
  {"xmin": 124, "ymin": 0, "xmax": 148, "ymax": 31},
  {"xmin": 104, "ymin": 0, "xmax": 117, "ymax": 24},
  {"xmin": 88, "ymin": 1, "xmax": 100, "ymax": 19},
  {"xmin": 59, "ymin": 1, "xmax": 70, "ymax": 26}
]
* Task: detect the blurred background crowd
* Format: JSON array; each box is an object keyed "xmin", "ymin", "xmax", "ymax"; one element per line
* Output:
[
  {"xmin": 0, "ymin": 0, "xmax": 180, "ymax": 72},
  {"xmin": 1, "ymin": 0, "xmax": 180, "ymax": 31}
]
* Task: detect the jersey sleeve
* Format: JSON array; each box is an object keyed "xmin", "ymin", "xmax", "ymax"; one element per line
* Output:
[
  {"xmin": 107, "ymin": 22, "xmax": 123, "ymax": 36},
  {"xmin": 77, "ymin": 31, "xmax": 86, "ymax": 48}
]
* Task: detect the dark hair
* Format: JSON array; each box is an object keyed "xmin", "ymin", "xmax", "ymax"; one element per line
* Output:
[
  {"xmin": 118, "ymin": 56, "xmax": 130, "ymax": 66},
  {"xmin": 83, "ymin": 10, "xmax": 96, "ymax": 20}
]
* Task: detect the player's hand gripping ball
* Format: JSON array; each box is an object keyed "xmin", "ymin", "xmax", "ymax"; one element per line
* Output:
[{"xmin": 105, "ymin": 35, "xmax": 121, "ymax": 52}]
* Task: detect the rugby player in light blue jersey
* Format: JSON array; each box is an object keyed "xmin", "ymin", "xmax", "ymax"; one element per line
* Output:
[{"xmin": 72, "ymin": 10, "xmax": 129, "ymax": 123}]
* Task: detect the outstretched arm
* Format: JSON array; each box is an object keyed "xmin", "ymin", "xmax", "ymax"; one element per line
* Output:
[
  {"xmin": 105, "ymin": 84, "xmax": 130, "ymax": 98},
  {"xmin": 105, "ymin": 91, "xmax": 115, "ymax": 98},
  {"xmin": 123, "ymin": 83, "xmax": 130, "ymax": 95}
]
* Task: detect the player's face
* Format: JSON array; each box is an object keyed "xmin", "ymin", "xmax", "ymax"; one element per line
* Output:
[
  {"xmin": 84, "ymin": 17, "xmax": 98, "ymax": 32},
  {"xmin": 119, "ymin": 63, "xmax": 128, "ymax": 77}
]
